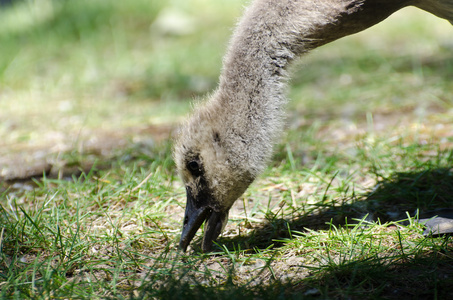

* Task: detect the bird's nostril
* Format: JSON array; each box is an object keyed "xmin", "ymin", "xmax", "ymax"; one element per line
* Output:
[{"xmin": 184, "ymin": 216, "xmax": 189, "ymax": 225}]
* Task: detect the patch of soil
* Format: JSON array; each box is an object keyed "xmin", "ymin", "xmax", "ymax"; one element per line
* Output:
[{"xmin": 0, "ymin": 124, "xmax": 174, "ymax": 183}]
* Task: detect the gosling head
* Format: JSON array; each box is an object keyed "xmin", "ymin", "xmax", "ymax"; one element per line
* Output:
[{"xmin": 173, "ymin": 101, "xmax": 259, "ymax": 252}]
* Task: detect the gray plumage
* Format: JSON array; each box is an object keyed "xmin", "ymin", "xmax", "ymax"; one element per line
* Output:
[{"xmin": 173, "ymin": 0, "xmax": 453, "ymax": 252}]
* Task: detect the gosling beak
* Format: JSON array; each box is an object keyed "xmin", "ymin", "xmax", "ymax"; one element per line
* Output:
[
  {"xmin": 201, "ymin": 209, "xmax": 228, "ymax": 252},
  {"xmin": 179, "ymin": 188, "xmax": 228, "ymax": 252}
]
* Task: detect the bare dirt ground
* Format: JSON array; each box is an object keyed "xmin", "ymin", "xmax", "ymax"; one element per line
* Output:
[{"xmin": 0, "ymin": 124, "xmax": 174, "ymax": 183}]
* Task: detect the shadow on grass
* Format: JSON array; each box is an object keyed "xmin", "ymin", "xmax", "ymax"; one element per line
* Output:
[
  {"xmin": 219, "ymin": 167, "xmax": 453, "ymax": 251},
  {"xmin": 157, "ymin": 168, "xmax": 453, "ymax": 299},
  {"xmin": 134, "ymin": 246, "xmax": 453, "ymax": 300}
]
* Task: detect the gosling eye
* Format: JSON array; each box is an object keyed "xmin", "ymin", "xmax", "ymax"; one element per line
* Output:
[{"xmin": 187, "ymin": 160, "xmax": 202, "ymax": 177}]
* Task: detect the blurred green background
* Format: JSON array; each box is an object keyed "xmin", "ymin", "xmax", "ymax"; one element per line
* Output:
[{"xmin": 0, "ymin": 0, "xmax": 452, "ymax": 180}]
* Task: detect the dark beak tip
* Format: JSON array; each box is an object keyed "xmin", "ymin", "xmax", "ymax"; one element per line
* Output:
[
  {"xmin": 179, "ymin": 240, "xmax": 188, "ymax": 252},
  {"xmin": 201, "ymin": 241, "xmax": 213, "ymax": 253},
  {"xmin": 179, "ymin": 205, "xmax": 211, "ymax": 253},
  {"xmin": 180, "ymin": 191, "xmax": 228, "ymax": 253}
]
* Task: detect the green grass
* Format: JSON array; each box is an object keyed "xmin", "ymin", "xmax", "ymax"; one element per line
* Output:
[{"xmin": 1, "ymin": 0, "xmax": 453, "ymax": 299}]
